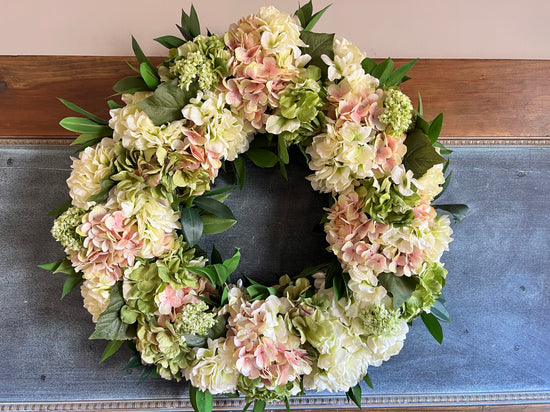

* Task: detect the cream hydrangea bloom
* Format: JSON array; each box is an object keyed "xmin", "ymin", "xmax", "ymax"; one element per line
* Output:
[
  {"xmin": 67, "ymin": 137, "xmax": 115, "ymax": 209},
  {"xmin": 416, "ymin": 163, "xmax": 445, "ymax": 202},
  {"xmin": 81, "ymin": 275, "xmax": 115, "ymax": 322},
  {"xmin": 322, "ymin": 38, "xmax": 367, "ymax": 83}
]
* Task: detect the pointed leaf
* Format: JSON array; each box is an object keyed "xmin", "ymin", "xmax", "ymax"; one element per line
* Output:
[
  {"xmin": 38, "ymin": 260, "xmax": 63, "ymax": 272},
  {"xmin": 361, "ymin": 57, "xmax": 377, "ymax": 75},
  {"xmin": 194, "ymin": 197, "xmax": 235, "ymax": 220},
  {"xmin": 210, "ymin": 245, "xmax": 223, "ymax": 264},
  {"xmin": 223, "ymin": 248, "xmax": 241, "ymax": 275},
  {"xmin": 431, "ymin": 298, "xmax": 451, "ymax": 324},
  {"xmin": 428, "ymin": 113, "xmax": 444, "ymax": 144},
  {"xmin": 386, "ymin": 59, "xmax": 418, "ymax": 87},
  {"xmin": 140, "ymin": 62, "xmax": 159, "ymax": 90},
  {"xmin": 220, "ymin": 286, "xmax": 229, "ymax": 306},
  {"xmin": 87, "ymin": 175, "xmax": 116, "ymax": 203},
  {"xmin": 154, "ymin": 35, "xmax": 185, "ymax": 49},
  {"xmin": 346, "ymin": 383, "xmax": 362, "ymax": 409},
  {"xmin": 53, "ymin": 258, "xmax": 77, "ymax": 275},
  {"xmin": 233, "ymin": 157, "xmax": 246, "ymax": 189},
  {"xmin": 189, "ymin": 386, "xmax": 213, "ymax": 412},
  {"xmin": 253, "ymin": 400, "xmax": 266, "ymax": 412},
  {"xmin": 131, "ymin": 35, "xmax": 157, "ymax": 76},
  {"xmin": 200, "ymin": 185, "xmax": 236, "ymax": 197},
  {"xmin": 59, "ymin": 117, "xmax": 112, "ymax": 135},
  {"xmin": 378, "ymin": 272, "xmax": 418, "ymax": 310},
  {"xmin": 304, "ymin": 4, "xmax": 331, "ymax": 31},
  {"xmin": 433, "ymin": 204, "xmax": 469, "ymax": 223},
  {"xmin": 201, "ymin": 214, "xmax": 237, "ymax": 234},
  {"xmin": 47, "ymin": 199, "xmax": 72, "ymax": 216},
  {"xmin": 181, "ymin": 5, "xmax": 201, "ymax": 40},
  {"xmin": 107, "ymin": 99, "xmax": 122, "ymax": 110},
  {"xmin": 403, "ymin": 129, "xmax": 446, "ymax": 178},
  {"xmin": 113, "ymin": 76, "xmax": 151, "ymax": 94},
  {"xmin": 300, "ymin": 31, "xmax": 334, "ymax": 81},
  {"xmin": 278, "ymin": 135, "xmax": 289, "ymax": 164},
  {"xmin": 295, "ymin": 1, "xmax": 313, "ymax": 28},
  {"xmin": 373, "ymin": 57, "xmax": 394, "ymax": 85},
  {"xmin": 245, "ymin": 149, "xmax": 279, "ymax": 168},
  {"xmin": 69, "ymin": 133, "xmax": 105, "ymax": 147},
  {"xmin": 137, "ymin": 365, "xmax": 154, "ymax": 385},
  {"xmin": 364, "ymin": 373, "xmax": 374, "ymax": 389},
  {"xmin": 89, "ymin": 283, "xmax": 134, "ymax": 340},
  {"xmin": 99, "ymin": 340, "xmax": 124, "ymax": 363},
  {"xmin": 58, "ymin": 98, "xmax": 107, "ymax": 125},
  {"xmin": 242, "ymin": 402, "xmax": 252, "ymax": 412},
  {"xmin": 421, "ymin": 312, "xmax": 443, "ymax": 344},
  {"xmin": 61, "ymin": 271, "xmax": 83, "ymax": 299},
  {"xmin": 124, "ymin": 354, "xmax": 142, "ymax": 370},
  {"xmin": 180, "ymin": 206, "xmax": 203, "ymax": 247}
]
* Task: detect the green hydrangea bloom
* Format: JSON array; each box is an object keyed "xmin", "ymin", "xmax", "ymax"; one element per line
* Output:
[
  {"xmin": 360, "ymin": 304, "xmax": 400, "ymax": 336},
  {"xmin": 359, "ymin": 176, "xmax": 421, "ymax": 226},
  {"xmin": 173, "ymin": 301, "xmax": 216, "ymax": 336},
  {"xmin": 136, "ymin": 314, "xmax": 195, "ymax": 381},
  {"xmin": 165, "ymin": 35, "xmax": 229, "ymax": 91},
  {"xmin": 402, "ymin": 262, "xmax": 447, "ymax": 322},
  {"xmin": 378, "ymin": 88, "xmax": 413, "ymax": 136},
  {"xmin": 237, "ymin": 375, "xmax": 302, "ymax": 403},
  {"xmin": 51, "ymin": 207, "xmax": 86, "ymax": 251}
]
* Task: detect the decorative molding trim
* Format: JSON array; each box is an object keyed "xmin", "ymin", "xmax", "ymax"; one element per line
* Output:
[{"xmin": 1, "ymin": 391, "xmax": 549, "ymax": 411}]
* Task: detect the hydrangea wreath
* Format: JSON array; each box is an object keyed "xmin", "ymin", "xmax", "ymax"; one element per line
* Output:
[{"xmin": 42, "ymin": 3, "xmax": 468, "ymax": 411}]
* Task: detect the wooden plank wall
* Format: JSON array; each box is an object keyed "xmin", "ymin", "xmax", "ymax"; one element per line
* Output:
[{"xmin": 1, "ymin": 57, "xmax": 549, "ymax": 145}]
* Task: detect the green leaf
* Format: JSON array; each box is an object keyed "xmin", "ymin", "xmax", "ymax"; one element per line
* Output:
[
  {"xmin": 58, "ymin": 98, "xmax": 107, "ymax": 125},
  {"xmin": 433, "ymin": 170, "xmax": 452, "ymax": 202},
  {"xmin": 428, "ymin": 113, "xmax": 444, "ymax": 144},
  {"xmin": 233, "ymin": 157, "xmax": 246, "ymax": 189},
  {"xmin": 372, "ymin": 57, "xmax": 394, "ymax": 85},
  {"xmin": 180, "ymin": 205, "xmax": 203, "ymax": 247},
  {"xmin": 378, "ymin": 272, "xmax": 418, "ymax": 311},
  {"xmin": 53, "ymin": 258, "xmax": 76, "ymax": 275},
  {"xmin": 245, "ymin": 149, "xmax": 279, "ymax": 168},
  {"xmin": 417, "ymin": 92, "xmax": 423, "ymax": 116},
  {"xmin": 113, "ymin": 76, "xmax": 151, "ymax": 94},
  {"xmin": 242, "ymin": 402, "xmax": 252, "ymax": 412},
  {"xmin": 137, "ymin": 364, "xmax": 155, "ymax": 385},
  {"xmin": 47, "ymin": 199, "xmax": 72, "ymax": 216},
  {"xmin": 210, "ymin": 245, "xmax": 222, "ymax": 264},
  {"xmin": 87, "ymin": 175, "xmax": 116, "ymax": 203},
  {"xmin": 433, "ymin": 141, "xmax": 453, "ymax": 155},
  {"xmin": 200, "ymin": 185, "xmax": 236, "ymax": 197},
  {"xmin": 252, "ymin": 400, "xmax": 266, "ymax": 412},
  {"xmin": 140, "ymin": 62, "xmax": 159, "ymax": 90},
  {"xmin": 220, "ymin": 286, "xmax": 229, "ymax": 306},
  {"xmin": 297, "ymin": 263, "xmax": 330, "ymax": 278},
  {"xmin": 69, "ymin": 133, "xmax": 104, "ymax": 147},
  {"xmin": 421, "ymin": 312, "xmax": 443, "ymax": 344},
  {"xmin": 99, "ymin": 340, "xmax": 124, "ymax": 364},
  {"xmin": 154, "ymin": 35, "xmax": 185, "ymax": 49},
  {"xmin": 137, "ymin": 79, "xmax": 199, "ymax": 125},
  {"xmin": 299, "ymin": 31, "xmax": 334, "ymax": 81},
  {"xmin": 403, "ymin": 128, "xmax": 446, "ymax": 178},
  {"xmin": 123, "ymin": 354, "xmax": 142, "ymax": 370},
  {"xmin": 431, "ymin": 297, "xmax": 451, "ymax": 324},
  {"xmin": 89, "ymin": 282, "xmax": 134, "ymax": 340},
  {"xmin": 188, "ymin": 266, "xmax": 218, "ymax": 286},
  {"xmin": 201, "ymin": 214, "xmax": 237, "ymax": 235},
  {"xmin": 223, "ymin": 248, "xmax": 241, "ymax": 275},
  {"xmin": 180, "ymin": 5, "xmax": 201, "ymax": 41},
  {"xmin": 59, "ymin": 117, "xmax": 112, "ymax": 135},
  {"xmin": 364, "ymin": 373, "xmax": 374, "ymax": 390},
  {"xmin": 346, "ymin": 383, "xmax": 362, "ymax": 409},
  {"xmin": 285, "ymin": 397, "xmax": 291, "ymax": 412},
  {"xmin": 107, "ymin": 99, "xmax": 121, "ymax": 109},
  {"xmin": 279, "ymin": 161, "xmax": 288, "ymax": 180},
  {"xmin": 278, "ymin": 135, "xmax": 289, "ymax": 164},
  {"xmin": 131, "ymin": 35, "xmax": 157, "ymax": 78},
  {"xmin": 61, "ymin": 271, "xmax": 83, "ymax": 299},
  {"xmin": 386, "ymin": 59, "xmax": 418, "ymax": 87},
  {"xmin": 433, "ymin": 204, "xmax": 469, "ymax": 223},
  {"xmin": 361, "ymin": 57, "xmax": 377, "ymax": 75},
  {"xmin": 304, "ymin": 4, "xmax": 332, "ymax": 31},
  {"xmin": 295, "ymin": 1, "xmax": 313, "ymax": 28},
  {"xmin": 194, "ymin": 197, "xmax": 235, "ymax": 220},
  {"xmin": 189, "ymin": 386, "xmax": 213, "ymax": 412},
  {"xmin": 38, "ymin": 260, "xmax": 63, "ymax": 272}
]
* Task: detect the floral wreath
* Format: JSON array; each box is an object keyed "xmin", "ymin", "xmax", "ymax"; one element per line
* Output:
[{"xmin": 42, "ymin": 3, "xmax": 467, "ymax": 411}]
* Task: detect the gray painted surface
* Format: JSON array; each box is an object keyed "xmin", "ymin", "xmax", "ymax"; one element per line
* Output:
[{"xmin": 0, "ymin": 146, "xmax": 548, "ymax": 402}]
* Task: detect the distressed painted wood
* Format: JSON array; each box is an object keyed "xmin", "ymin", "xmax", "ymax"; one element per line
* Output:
[{"xmin": 1, "ymin": 57, "xmax": 550, "ymax": 141}]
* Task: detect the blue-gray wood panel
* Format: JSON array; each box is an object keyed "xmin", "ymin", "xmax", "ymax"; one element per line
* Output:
[{"xmin": 0, "ymin": 146, "xmax": 548, "ymax": 404}]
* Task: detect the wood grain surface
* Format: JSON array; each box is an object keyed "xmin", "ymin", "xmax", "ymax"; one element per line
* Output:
[{"xmin": 1, "ymin": 56, "xmax": 549, "ymax": 142}]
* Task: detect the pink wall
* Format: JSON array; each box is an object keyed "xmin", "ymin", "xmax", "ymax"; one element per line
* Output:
[{"xmin": 1, "ymin": 0, "xmax": 549, "ymax": 58}]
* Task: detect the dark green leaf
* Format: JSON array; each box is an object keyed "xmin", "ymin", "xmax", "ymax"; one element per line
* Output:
[
  {"xmin": 137, "ymin": 79, "xmax": 199, "ymax": 125},
  {"xmin": 131, "ymin": 35, "xmax": 157, "ymax": 77},
  {"xmin": 189, "ymin": 386, "xmax": 213, "ymax": 412},
  {"xmin": 201, "ymin": 214, "xmax": 237, "ymax": 234},
  {"xmin": 75, "ymin": 137, "xmax": 103, "ymax": 153},
  {"xmin": 245, "ymin": 149, "xmax": 279, "ymax": 168},
  {"xmin": 181, "ymin": 205, "xmax": 203, "ymax": 247},
  {"xmin": 403, "ymin": 129, "xmax": 446, "ymax": 178},
  {"xmin": 38, "ymin": 260, "xmax": 63, "ymax": 272},
  {"xmin": 99, "ymin": 340, "xmax": 124, "ymax": 363},
  {"xmin": 223, "ymin": 248, "xmax": 241, "ymax": 275},
  {"xmin": 137, "ymin": 364, "xmax": 155, "ymax": 385},
  {"xmin": 242, "ymin": 402, "xmax": 252, "ymax": 412},
  {"xmin": 201, "ymin": 185, "xmax": 236, "ymax": 197},
  {"xmin": 187, "ymin": 266, "xmax": 218, "ymax": 286},
  {"xmin": 154, "ymin": 35, "xmax": 185, "ymax": 49},
  {"xmin": 428, "ymin": 113, "xmax": 444, "ymax": 144},
  {"xmin": 297, "ymin": 263, "xmax": 330, "ymax": 278},
  {"xmin": 346, "ymin": 383, "xmax": 362, "ymax": 409},
  {"xmin": 285, "ymin": 397, "xmax": 291, "ymax": 412},
  {"xmin": 433, "ymin": 141, "xmax": 453, "ymax": 155},
  {"xmin": 69, "ymin": 133, "xmax": 105, "ymax": 147},
  {"xmin": 372, "ymin": 58, "xmax": 394, "ymax": 85},
  {"xmin": 278, "ymin": 135, "xmax": 290, "ymax": 164},
  {"xmin": 210, "ymin": 245, "xmax": 222, "ymax": 264},
  {"xmin": 233, "ymin": 157, "xmax": 246, "ymax": 189},
  {"xmin": 252, "ymin": 400, "xmax": 266, "ymax": 412},
  {"xmin": 386, "ymin": 59, "xmax": 418, "ymax": 87},
  {"xmin": 140, "ymin": 62, "xmax": 159, "ymax": 90},
  {"xmin": 222, "ymin": 391, "xmax": 240, "ymax": 398},
  {"xmin": 87, "ymin": 176, "xmax": 116, "ymax": 203},
  {"xmin": 58, "ymin": 98, "xmax": 107, "ymax": 125},
  {"xmin": 433, "ymin": 204, "xmax": 469, "ymax": 223},
  {"xmin": 59, "ymin": 117, "xmax": 112, "ymax": 135},
  {"xmin": 421, "ymin": 312, "xmax": 443, "ymax": 344},
  {"xmin": 299, "ymin": 31, "xmax": 334, "ymax": 81},
  {"xmin": 89, "ymin": 283, "xmax": 135, "ymax": 340},
  {"xmin": 194, "ymin": 197, "xmax": 235, "ymax": 220},
  {"xmin": 249, "ymin": 134, "xmax": 271, "ymax": 149},
  {"xmin": 431, "ymin": 298, "xmax": 451, "ymax": 324},
  {"xmin": 433, "ymin": 170, "xmax": 452, "ymax": 201},
  {"xmin": 304, "ymin": 4, "xmax": 331, "ymax": 31},
  {"xmin": 113, "ymin": 76, "xmax": 151, "ymax": 94},
  {"xmin": 181, "ymin": 5, "xmax": 201, "ymax": 40},
  {"xmin": 361, "ymin": 57, "xmax": 377, "ymax": 75},
  {"xmin": 295, "ymin": 1, "xmax": 313, "ymax": 28},
  {"xmin": 298, "ymin": 143, "xmax": 310, "ymax": 163},
  {"xmin": 61, "ymin": 271, "xmax": 83, "ymax": 299},
  {"xmin": 279, "ymin": 161, "xmax": 288, "ymax": 180},
  {"xmin": 47, "ymin": 199, "xmax": 72, "ymax": 216},
  {"xmin": 364, "ymin": 373, "xmax": 374, "ymax": 389},
  {"xmin": 107, "ymin": 99, "xmax": 121, "ymax": 109},
  {"xmin": 332, "ymin": 271, "xmax": 349, "ymax": 301},
  {"xmin": 53, "ymin": 258, "xmax": 76, "ymax": 275},
  {"xmin": 378, "ymin": 272, "xmax": 418, "ymax": 311},
  {"xmin": 124, "ymin": 354, "xmax": 142, "ymax": 370}
]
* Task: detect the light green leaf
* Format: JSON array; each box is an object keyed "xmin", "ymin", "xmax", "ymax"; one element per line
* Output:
[
  {"xmin": 59, "ymin": 117, "xmax": 112, "ymax": 135},
  {"xmin": 421, "ymin": 312, "xmax": 443, "ymax": 344},
  {"xmin": 180, "ymin": 205, "xmax": 203, "ymax": 247},
  {"xmin": 304, "ymin": 4, "xmax": 332, "ymax": 31},
  {"xmin": 245, "ymin": 149, "xmax": 279, "ymax": 168},
  {"xmin": 58, "ymin": 98, "xmax": 107, "ymax": 125},
  {"xmin": 107, "ymin": 99, "xmax": 121, "ymax": 109},
  {"xmin": 154, "ymin": 35, "xmax": 185, "ymax": 49},
  {"xmin": 278, "ymin": 135, "xmax": 289, "ymax": 164},
  {"xmin": 433, "ymin": 203, "xmax": 469, "ymax": 223},
  {"xmin": 386, "ymin": 59, "xmax": 418, "ymax": 87},
  {"xmin": 61, "ymin": 271, "xmax": 83, "ymax": 299},
  {"xmin": 201, "ymin": 214, "xmax": 237, "ymax": 234},
  {"xmin": 417, "ymin": 92, "xmax": 423, "ymax": 116},
  {"xmin": 189, "ymin": 386, "xmax": 213, "ymax": 412},
  {"xmin": 69, "ymin": 133, "xmax": 104, "ymax": 147},
  {"xmin": 378, "ymin": 272, "xmax": 418, "ymax": 311},
  {"xmin": 223, "ymin": 248, "xmax": 241, "ymax": 275},
  {"xmin": 99, "ymin": 340, "xmax": 124, "ymax": 363},
  {"xmin": 89, "ymin": 282, "xmax": 134, "ymax": 340},
  {"xmin": 113, "ymin": 76, "xmax": 151, "ymax": 94},
  {"xmin": 131, "ymin": 35, "xmax": 157, "ymax": 77},
  {"xmin": 194, "ymin": 197, "xmax": 235, "ymax": 220},
  {"xmin": 38, "ymin": 260, "xmax": 63, "ymax": 271},
  {"xmin": 47, "ymin": 199, "xmax": 72, "ymax": 216},
  {"xmin": 139, "ymin": 62, "xmax": 159, "ymax": 90},
  {"xmin": 403, "ymin": 129, "xmax": 446, "ymax": 178}
]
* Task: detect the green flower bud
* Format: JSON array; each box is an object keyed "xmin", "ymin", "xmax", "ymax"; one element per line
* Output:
[
  {"xmin": 51, "ymin": 207, "xmax": 86, "ymax": 251},
  {"xmin": 379, "ymin": 88, "xmax": 413, "ymax": 136},
  {"xmin": 173, "ymin": 301, "xmax": 216, "ymax": 336},
  {"xmin": 237, "ymin": 375, "xmax": 302, "ymax": 403}
]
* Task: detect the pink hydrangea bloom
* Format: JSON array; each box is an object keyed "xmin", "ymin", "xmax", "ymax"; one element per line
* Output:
[{"xmin": 155, "ymin": 277, "xmax": 214, "ymax": 317}]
